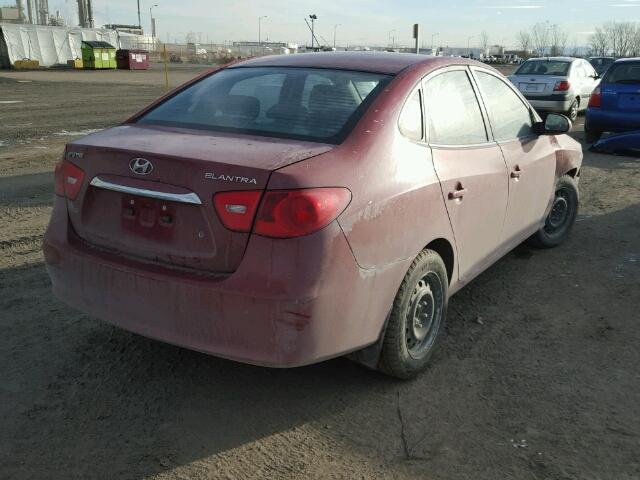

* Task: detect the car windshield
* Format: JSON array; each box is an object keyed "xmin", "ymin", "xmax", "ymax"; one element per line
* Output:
[
  {"xmin": 137, "ymin": 67, "xmax": 391, "ymax": 144},
  {"xmin": 515, "ymin": 60, "xmax": 570, "ymax": 76},
  {"xmin": 603, "ymin": 63, "xmax": 640, "ymax": 84}
]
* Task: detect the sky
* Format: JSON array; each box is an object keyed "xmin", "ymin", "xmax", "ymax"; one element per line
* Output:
[{"xmin": 47, "ymin": 0, "xmax": 640, "ymax": 48}]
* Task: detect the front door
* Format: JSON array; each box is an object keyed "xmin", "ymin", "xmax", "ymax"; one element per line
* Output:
[
  {"xmin": 471, "ymin": 68, "xmax": 556, "ymax": 246},
  {"xmin": 423, "ymin": 68, "xmax": 509, "ymax": 283}
]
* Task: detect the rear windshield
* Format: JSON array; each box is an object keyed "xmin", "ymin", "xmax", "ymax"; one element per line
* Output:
[
  {"xmin": 515, "ymin": 60, "xmax": 570, "ymax": 76},
  {"xmin": 136, "ymin": 67, "xmax": 391, "ymax": 144},
  {"xmin": 603, "ymin": 63, "xmax": 640, "ymax": 84}
]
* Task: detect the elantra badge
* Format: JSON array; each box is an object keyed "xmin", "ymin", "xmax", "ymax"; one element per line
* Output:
[{"xmin": 205, "ymin": 172, "xmax": 257, "ymax": 185}]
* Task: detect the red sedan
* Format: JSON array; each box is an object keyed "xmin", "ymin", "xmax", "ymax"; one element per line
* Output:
[{"xmin": 44, "ymin": 52, "xmax": 582, "ymax": 378}]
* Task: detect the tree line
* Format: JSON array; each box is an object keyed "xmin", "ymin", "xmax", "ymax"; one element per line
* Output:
[
  {"xmin": 589, "ymin": 22, "xmax": 640, "ymax": 57},
  {"xmin": 517, "ymin": 22, "xmax": 569, "ymax": 57},
  {"xmin": 515, "ymin": 21, "xmax": 640, "ymax": 58}
]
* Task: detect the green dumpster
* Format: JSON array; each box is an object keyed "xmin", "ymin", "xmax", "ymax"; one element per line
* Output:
[{"xmin": 81, "ymin": 41, "xmax": 117, "ymax": 69}]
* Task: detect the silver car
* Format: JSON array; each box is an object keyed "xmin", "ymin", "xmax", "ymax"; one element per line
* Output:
[{"xmin": 508, "ymin": 57, "xmax": 600, "ymax": 121}]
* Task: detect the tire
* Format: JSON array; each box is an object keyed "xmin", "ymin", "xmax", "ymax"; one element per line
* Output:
[
  {"xmin": 566, "ymin": 99, "xmax": 579, "ymax": 122},
  {"xmin": 526, "ymin": 175, "xmax": 579, "ymax": 249},
  {"xmin": 379, "ymin": 249, "xmax": 448, "ymax": 379},
  {"xmin": 585, "ymin": 127, "xmax": 602, "ymax": 143}
]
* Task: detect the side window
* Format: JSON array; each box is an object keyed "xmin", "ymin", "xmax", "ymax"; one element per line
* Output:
[
  {"xmin": 573, "ymin": 63, "xmax": 585, "ymax": 79},
  {"xmin": 423, "ymin": 70, "xmax": 487, "ymax": 145},
  {"xmin": 475, "ymin": 71, "xmax": 535, "ymax": 141},
  {"xmin": 398, "ymin": 89, "xmax": 423, "ymax": 141}
]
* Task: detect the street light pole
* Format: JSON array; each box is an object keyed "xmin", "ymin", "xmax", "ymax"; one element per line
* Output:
[
  {"xmin": 258, "ymin": 16, "xmax": 267, "ymax": 45},
  {"xmin": 150, "ymin": 4, "xmax": 158, "ymax": 38},
  {"xmin": 333, "ymin": 24, "xmax": 341, "ymax": 49},
  {"xmin": 431, "ymin": 33, "xmax": 439, "ymax": 52},
  {"xmin": 309, "ymin": 14, "xmax": 317, "ymax": 50},
  {"xmin": 137, "ymin": 0, "xmax": 141, "ymax": 29},
  {"xmin": 388, "ymin": 29, "xmax": 395, "ymax": 48}
]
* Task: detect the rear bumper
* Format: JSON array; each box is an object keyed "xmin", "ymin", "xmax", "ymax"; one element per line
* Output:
[
  {"xmin": 43, "ymin": 197, "xmax": 406, "ymax": 367},
  {"xmin": 585, "ymin": 108, "xmax": 640, "ymax": 133},
  {"xmin": 526, "ymin": 96, "xmax": 573, "ymax": 113}
]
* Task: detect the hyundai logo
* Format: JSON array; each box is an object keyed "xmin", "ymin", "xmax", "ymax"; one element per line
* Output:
[{"xmin": 129, "ymin": 158, "xmax": 154, "ymax": 175}]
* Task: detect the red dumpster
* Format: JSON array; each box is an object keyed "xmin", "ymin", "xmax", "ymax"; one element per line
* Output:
[{"xmin": 116, "ymin": 49, "xmax": 150, "ymax": 70}]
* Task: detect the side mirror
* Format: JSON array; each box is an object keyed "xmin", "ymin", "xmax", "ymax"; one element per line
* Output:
[{"xmin": 535, "ymin": 113, "xmax": 572, "ymax": 135}]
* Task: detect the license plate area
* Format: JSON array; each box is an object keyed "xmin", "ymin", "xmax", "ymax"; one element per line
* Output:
[
  {"xmin": 619, "ymin": 94, "xmax": 640, "ymax": 110},
  {"xmin": 520, "ymin": 83, "xmax": 544, "ymax": 93},
  {"xmin": 121, "ymin": 195, "xmax": 176, "ymax": 240}
]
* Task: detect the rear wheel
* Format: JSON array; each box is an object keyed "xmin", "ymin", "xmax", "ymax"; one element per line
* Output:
[
  {"xmin": 379, "ymin": 249, "xmax": 448, "ymax": 379},
  {"xmin": 566, "ymin": 99, "xmax": 579, "ymax": 122},
  {"xmin": 527, "ymin": 175, "xmax": 579, "ymax": 249},
  {"xmin": 585, "ymin": 126, "xmax": 602, "ymax": 143}
]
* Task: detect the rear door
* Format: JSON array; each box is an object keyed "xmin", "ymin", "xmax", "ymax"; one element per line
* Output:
[
  {"xmin": 424, "ymin": 67, "xmax": 509, "ymax": 282},
  {"xmin": 575, "ymin": 61, "xmax": 597, "ymax": 106},
  {"xmin": 471, "ymin": 68, "xmax": 556, "ymax": 244}
]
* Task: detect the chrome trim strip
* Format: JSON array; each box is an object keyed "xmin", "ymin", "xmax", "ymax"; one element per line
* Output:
[{"xmin": 89, "ymin": 176, "xmax": 202, "ymax": 205}]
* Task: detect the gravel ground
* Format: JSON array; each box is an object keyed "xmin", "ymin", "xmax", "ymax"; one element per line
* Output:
[{"xmin": 0, "ymin": 70, "xmax": 639, "ymax": 480}]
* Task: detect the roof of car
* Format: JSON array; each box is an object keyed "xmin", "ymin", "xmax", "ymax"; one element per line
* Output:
[
  {"xmin": 612, "ymin": 57, "xmax": 640, "ymax": 63},
  {"xmin": 232, "ymin": 51, "xmax": 456, "ymax": 75},
  {"xmin": 526, "ymin": 57, "xmax": 577, "ymax": 62}
]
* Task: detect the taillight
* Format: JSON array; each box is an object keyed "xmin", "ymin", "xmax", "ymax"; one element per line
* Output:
[
  {"xmin": 54, "ymin": 160, "xmax": 85, "ymax": 200},
  {"xmin": 213, "ymin": 190, "xmax": 263, "ymax": 232},
  {"xmin": 588, "ymin": 86, "xmax": 601, "ymax": 108},
  {"xmin": 254, "ymin": 188, "xmax": 351, "ymax": 238},
  {"xmin": 554, "ymin": 80, "xmax": 571, "ymax": 92}
]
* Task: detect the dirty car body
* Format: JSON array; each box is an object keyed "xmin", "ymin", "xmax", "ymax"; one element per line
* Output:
[{"xmin": 43, "ymin": 53, "xmax": 583, "ymax": 374}]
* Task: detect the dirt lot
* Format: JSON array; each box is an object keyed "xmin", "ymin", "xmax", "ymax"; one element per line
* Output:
[{"xmin": 1, "ymin": 67, "xmax": 639, "ymax": 480}]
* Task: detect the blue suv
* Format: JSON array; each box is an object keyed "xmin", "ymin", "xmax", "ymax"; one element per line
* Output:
[{"xmin": 585, "ymin": 58, "xmax": 640, "ymax": 143}]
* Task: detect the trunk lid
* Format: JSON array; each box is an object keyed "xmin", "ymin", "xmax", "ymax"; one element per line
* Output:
[
  {"xmin": 65, "ymin": 125, "xmax": 333, "ymax": 273},
  {"xmin": 512, "ymin": 75, "xmax": 565, "ymax": 96},
  {"xmin": 601, "ymin": 82, "xmax": 640, "ymax": 111}
]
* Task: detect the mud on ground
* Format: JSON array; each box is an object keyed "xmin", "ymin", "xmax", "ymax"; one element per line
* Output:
[{"xmin": 1, "ymin": 74, "xmax": 639, "ymax": 480}]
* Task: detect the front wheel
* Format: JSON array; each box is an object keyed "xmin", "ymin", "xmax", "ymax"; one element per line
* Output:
[
  {"xmin": 379, "ymin": 249, "xmax": 448, "ymax": 379},
  {"xmin": 527, "ymin": 175, "xmax": 579, "ymax": 249}
]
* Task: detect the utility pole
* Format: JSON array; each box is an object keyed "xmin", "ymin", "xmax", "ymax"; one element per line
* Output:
[
  {"xmin": 334, "ymin": 23, "xmax": 340, "ymax": 49},
  {"xmin": 137, "ymin": 0, "xmax": 141, "ymax": 29},
  {"xmin": 258, "ymin": 16, "xmax": 267, "ymax": 45}
]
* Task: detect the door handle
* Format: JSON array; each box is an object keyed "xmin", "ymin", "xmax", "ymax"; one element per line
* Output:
[
  {"xmin": 510, "ymin": 166, "xmax": 522, "ymax": 179},
  {"xmin": 448, "ymin": 187, "xmax": 467, "ymax": 200}
]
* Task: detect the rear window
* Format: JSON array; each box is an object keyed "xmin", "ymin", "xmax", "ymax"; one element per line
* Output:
[
  {"xmin": 515, "ymin": 60, "xmax": 570, "ymax": 76},
  {"xmin": 603, "ymin": 63, "xmax": 640, "ymax": 84},
  {"xmin": 136, "ymin": 67, "xmax": 391, "ymax": 144}
]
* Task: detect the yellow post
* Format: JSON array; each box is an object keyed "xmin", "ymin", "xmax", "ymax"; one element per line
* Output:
[{"xmin": 163, "ymin": 44, "xmax": 169, "ymax": 91}]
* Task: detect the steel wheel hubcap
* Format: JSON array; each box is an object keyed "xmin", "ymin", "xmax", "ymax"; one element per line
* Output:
[
  {"xmin": 545, "ymin": 188, "xmax": 570, "ymax": 233},
  {"xmin": 405, "ymin": 273, "xmax": 443, "ymax": 358}
]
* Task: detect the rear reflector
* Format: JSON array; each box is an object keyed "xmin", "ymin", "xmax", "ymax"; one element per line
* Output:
[
  {"xmin": 213, "ymin": 190, "xmax": 263, "ymax": 232},
  {"xmin": 54, "ymin": 160, "xmax": 85, "ymax": 200},
  {"xmin": 588, "ymin": 86, "xmax": 601, "ymax": 108},
  {"xmin": 554, "ymin": 80, "xmax": 571, "ymax": 92},
  {"xmin": 254, "ymin": 188, "xmax": 351, "ymax": 238}
]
